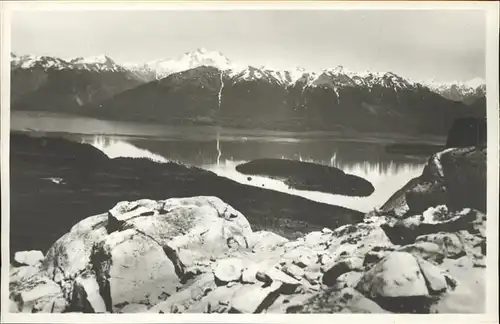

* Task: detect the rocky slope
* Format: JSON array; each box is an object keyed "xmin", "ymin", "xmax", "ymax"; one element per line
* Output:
[
  {"xmin": 9, "ymin": 146, "xmax": 487, "ymax": 314},
  {"xmin": 380, "ymin": 146, "xmax": 486, "ymax": 218}
]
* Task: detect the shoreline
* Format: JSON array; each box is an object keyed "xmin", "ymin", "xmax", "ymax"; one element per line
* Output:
[
  {"xmin": 11, "ymin": 110, "xmax": 448, "ymax": 145},
  {"xmin": 9, "ymin": 132, "xmax": 365, "ymax": 255}
]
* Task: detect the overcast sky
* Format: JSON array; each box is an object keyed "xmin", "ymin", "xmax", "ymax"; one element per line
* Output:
[{"xmin": 11, "ymin": 9, "xmax": 486, "ymax": 82}]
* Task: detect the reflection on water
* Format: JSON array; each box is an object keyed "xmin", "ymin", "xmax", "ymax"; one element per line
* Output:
[
  {"xmin": 205, "ymin": 161, "xmax": 423, "ymax": 213},
  {"xmin": 11, "ymin": 111, "xmax": 436, "ymax": 213},
  {"xmin": 88, "ymin": 136, "xmax": 169, "ymax": 163},
  {"xmin": 78, "ymin": 134, "xmax": 426, "ymax": 212}
]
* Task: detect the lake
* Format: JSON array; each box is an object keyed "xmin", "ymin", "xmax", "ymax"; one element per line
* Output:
[{"xmin": 11, "ymin": 111, "xmax": 443, "ymax": 212}]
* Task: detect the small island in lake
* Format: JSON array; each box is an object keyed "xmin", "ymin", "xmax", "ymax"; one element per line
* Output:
[{"xmin": 236, "ymin": 158, "xmax": 375, "ymax": 197}]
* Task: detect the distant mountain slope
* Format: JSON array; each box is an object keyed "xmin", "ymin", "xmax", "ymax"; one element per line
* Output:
[
  {"xmin": 426, "ymin": 78, "xmax": 486, "ymax": 104},
  {"xmin": 10, "ymin": 53, "xmax": 145, "ymax": 113},
  {"xmin": 11, "ymin": 50, "xmax": 486, "ymax": 135},
  {"xmin": 86, "ymin": 66, "xmax": 222, "ymax": 124},
  {"xmin": 85, "ymin": 65, "xmax": 485, "ymax": 135}
]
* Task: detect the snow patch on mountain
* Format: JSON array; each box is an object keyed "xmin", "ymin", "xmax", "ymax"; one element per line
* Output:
[
  {"xmin": 11, "ymin": 53, "xmax": 123, "ymax": 72},
  {"xmin": 464, "ymin": 77, "xmax": 486, "ymax": 89},
  {"xmin": 422, "ymin": 78, "xmax": 486, "ymax": 102},
  {"xmin": 69, "ymin": 55, "xmax": 123, "ymax": 72},
  {"xmin": 11, "ymin": 54, "xmax": 72, "ymax": 70},
  {"xmin": 139, "ymin": 48, "xmax": 244, "ymax": 79},
  {"xmin": 420, "ymin": 77, "xmax": 485, "ymax": 91},
  {"xmin": 10, "ymin": 50, "xmax": 486, "ymax": 102}
]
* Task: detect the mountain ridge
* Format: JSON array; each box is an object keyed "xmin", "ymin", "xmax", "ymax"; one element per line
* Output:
[
  {"xmin": 10, "ymin": 50, "xmax": 486, "ymax": 136},
  {"xmin": 11, "ymin": 49, "xmax": 486, "ymax": 99},
  {"xmin": 82, "ymin": 65, "xmax": 484, "ymax": 136}
]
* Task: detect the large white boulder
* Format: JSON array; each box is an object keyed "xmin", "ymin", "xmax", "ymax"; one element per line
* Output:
[
  {"xmin": 14, "ymin": 250, "xmax": 44, "ymax": 267},
  {"xmin": 356, "ymin": 252, "xmax": 429, "ymax": 298},
  {"xmin": 93, "ymin": 228, "xmax": 182, "ymax": 312},
  {"xmin": 230, "ymin": 281, "xmax": 282, "ymax": 313},
  {"xmin": 9, "ymin": 194, "xmax": 486, "ymax": 314},
  {"xmin": 213, "ymin": 258, "xmax": 244, "ymax": 283},
  {"xmin": 12, "ymin": 196, "xmax": 253, "ymax": 313},
  {"xmin": 248, "ymin": 231, "xmax": 288, "ymax": 252}
]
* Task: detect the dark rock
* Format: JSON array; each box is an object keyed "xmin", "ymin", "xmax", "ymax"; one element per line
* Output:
[
  {"xmin": 379, "ymin": 176, "xmax": 421, "ymax": 217},
  {"xmin": 322, "ymin": 261, "xmax": 352, "ymax": 286},
  {"xmin": 380, "ymin": 147, "xmax": 486, "ymax": 216},
  {"xmin": 255, "ymin": 271, "xmax": 273, "ymax": 285},
  {"xmin": 295, "ymin": 287, "xmax": 388, "ymax": 313},
  {"xmin": 440, "ymin": 148, "xmax": 486, "ymax": 212},
  {"xmin": 381, "ymin": 209, "xmax": 479, "ymax": 246},
  {"xmin": 405, "ymin": 181, "xmax": 447, "ymax": 214},
  {"xmin": 372, "ymin": 296, "xmax": 434, "ymax": 313},
  {"xmin": 446, "ymin": 117, "xmax": 486, "ymax": 149}
]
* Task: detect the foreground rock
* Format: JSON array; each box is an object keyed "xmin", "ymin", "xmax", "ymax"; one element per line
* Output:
[
  {"xmin": 236, "ymin": 158, "xmax": 374, "ymax": 197},
  {"xmin": 446, "ymin": 117, "xmax": 486, "ymax": 149},
  {"xmin": 10, "ymin": 191, "xmax": 486, "ymax": 313},
  {"xmin": 13, "ymin": 250, "xmax": 44, "ymax": 267},
  {"xmin": 380, "ymin": 147, "xmax": 486, "ymax": 217}
]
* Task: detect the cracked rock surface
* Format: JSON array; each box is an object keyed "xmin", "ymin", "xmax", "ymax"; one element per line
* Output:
[{"xmin": 10, "ymin": 197, "xmax": 485, "ymax": 313}]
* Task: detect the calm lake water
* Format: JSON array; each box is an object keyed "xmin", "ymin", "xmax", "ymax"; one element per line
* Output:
[{"xmin": 11, "ymin": 111, "xmax": 443, "ymax": 212}]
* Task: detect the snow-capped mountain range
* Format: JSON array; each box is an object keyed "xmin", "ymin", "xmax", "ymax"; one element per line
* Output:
[
  {"xmin": 123, "ymin": 48, "xmax": 240, "ymax": 79},
  {"xmin": 11, "ymin": 49, "xmax": 485, "ymax": 102},
  {"xmin": 11, "ymin": 52, "xmax": 125, "ymax": 73},
  {"xmin": 11, "ymin": 49, "xmax": 486, "ymax": 136},
  {"xmin": 424, "ymin": 78, "xmax": 486, "ymax": 104}
]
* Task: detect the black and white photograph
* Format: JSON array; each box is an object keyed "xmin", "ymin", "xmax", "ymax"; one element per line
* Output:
[{"xmin": 1, "ymin": 1, "xmax": 499, "ymax": 321}]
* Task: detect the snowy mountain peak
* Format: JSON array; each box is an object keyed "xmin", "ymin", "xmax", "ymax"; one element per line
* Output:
[
  {"xmin": 181, "ymin": 48, "xmax": 232, "ymax": 69},
  {"xmin": 193, "ymin": 47, "xmax": 209, "ymax": 54},
  {"xmin": 71, "ymin": 54, "xmax": 115, "ymax": 65},
  {"xmin": 141, "ymin": 48, "xmax": 237, "ymax": 79},
  {"xmin": 463, "ymin": 77, "xmax": 485, "ymax": 89},
  {"xmin": 10, "ymin": 50, "xmax": 486, "ymax": 103},
  {"xmin": 422, "ymin": 77, "xmax": 485, "ymax": 90},
  {"xmin": 11, "ymin": 53, "xmax": 125, "ymax": 73},
  {"xmin": 69, "ymin": 54, "xmax": 122, "ymax": 72},
  {"xmin": 11, "ymin": 54, "xmax": 72, "ymax": 70},
  {"xmin": 326, "ymin": 65, "xmax": 345, "ymax": 75},
  {"xmin": 422, "ymin": 77, "xmax": 486, "ymax": 103}
]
